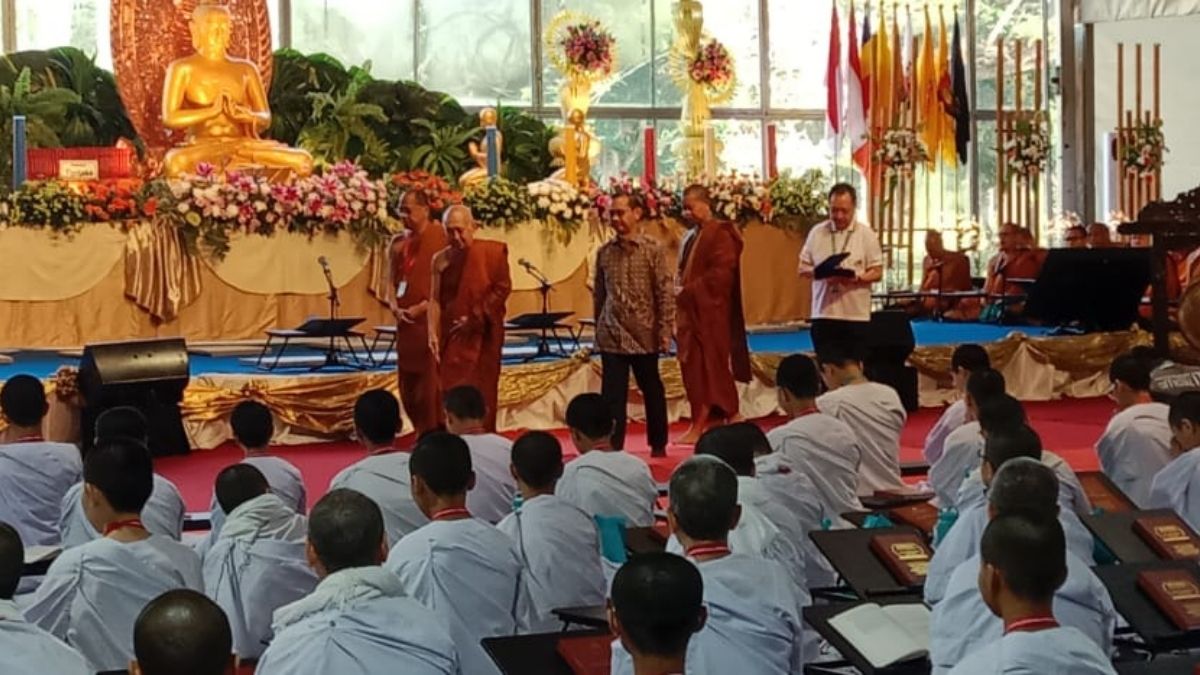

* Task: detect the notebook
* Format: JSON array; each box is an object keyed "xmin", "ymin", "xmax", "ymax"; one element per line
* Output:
[{"xmin": 827, "ymin": 602, "xmax": 931, "ymax": 668}]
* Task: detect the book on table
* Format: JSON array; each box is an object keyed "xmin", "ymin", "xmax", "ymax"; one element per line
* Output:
[
  {"xmin": 1136, "ymin": 567, "xmax": 1200, "ymax": 631},
  {"xmin": 869, "ymin": 532, "xmax": 933, "ymax": 587},
  {"xmin": 827, "ymin": 602, "xmax": 931, "ymax": 668},
  {"xmin": 1132, "ymin": 513, "xmax": 1200, "ymax": 560},
  {"xmin": 556, "ymin": 632, "xmax": 612, "ymax": 675}
]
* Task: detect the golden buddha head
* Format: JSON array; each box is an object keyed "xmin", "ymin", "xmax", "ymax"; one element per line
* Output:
[
  {"xmin": 479, "ymin": 107, "xmax": 498, "ymax": 127},
  {"xmin": 191, "ymin": 1, "xmax": 233, "ymax": 60},
  {"xmin": 568, "ymin": 108, "xmax": 586, "ymax": 127}
]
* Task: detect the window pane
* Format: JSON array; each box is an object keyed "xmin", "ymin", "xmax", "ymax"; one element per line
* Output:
[
  {"xmin": 711, "ymin": 119, "xmax": 763, "ymax": 175},
  {"xmin": 774, "ymin": 119, "xmax": 834, "ymax": 177},
  {"xmin": 540, "ymin": 0, "xmax": 653, "ymax": 108},
  {"xmin": 974, "ymin": 0, "xmax": 1048, "ymax": 110},
  {"xmin": 292, "ymin": 0, "xmax": 415, "ymax": 80},
  {"xmin": 653, "ymin": 0, "xmax": 760, "ymax": 110},
  {"xmin": 590, "ymin": 118, "xmax": 653, "ymax": 182},
  {"xmin": 16, "ymin": 0, "xmax": 111, "ymax": 69},
  {"xmin": 767, "ymin": 0, "xmax": 830, "ymax": 109},
  {"xmin": 417, "ymin": 0, "xmax": 532, "ymax": 105}
]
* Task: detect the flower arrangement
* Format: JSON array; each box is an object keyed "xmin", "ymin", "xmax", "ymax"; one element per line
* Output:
[
  {"xmin": 1004, "ymin": 120, "xmax": 1050, "ymax": 179},
  {"xmin": 1121, "ymin": 119, "xmax": 1167, "ymax": 178},
  {"xmin": 527, "ymin": 180, "xmax": 592, "ymax": 243},
  {"xmin": 80, "ymin": 179, "xmax": 157, "ymax": 222},
  {"xmin": 768, "ymin": 169, "xmax": 828, "ymax": 230},
  {"xmin": 463, "ymin": 177, "xmax": 534, "ymax": 230},
  {"xmin": 50, "ymin": 366, "xmax": 80, "ymax": 404},
  {"xmin": 594, "ymin": 174, "xmax": 680, "ymax": 220},
  {"xmin": 704, "ymin": 173, "xmax": 772, "ymax": 223},
  {"xmin": 545, "ymin": 13, "xmax": 618, "ymax": 84},
  {"xmin": 4, "ymin": 181, "xmax": 88, "ymax": 233},
  {"xmin": 390, "ymin": 170, "xmax": 462, "ymax": 217},
  {"xmin": 689, "ymin": 39, "xmax": 734, "ymax": 88},
  {"xmin": 874, "ymin": 127, "xmax": 930, "ymax": 179}
]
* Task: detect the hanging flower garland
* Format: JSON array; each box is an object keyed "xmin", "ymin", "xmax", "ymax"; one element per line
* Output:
[
  {"xmin": 1004, "ymin": 120, "xmax": 1050, "ymax": 180},
  {"xmin": 669, "ymin": 34, "xmax": 738, "ymax": 106},
  {"xmin": 1121, "ymin": 119, "xmax": 1167, "ymax": 178},
  {"xmin": 874, "ymin": 128, "xmax": 930, "ymax": 180},
  {"xmin": 544, "ymin": 13, "xmax": 618, "ymax": 84}
]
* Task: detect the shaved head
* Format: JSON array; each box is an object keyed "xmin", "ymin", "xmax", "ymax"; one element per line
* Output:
[
  {"xmin": 214, "ymin": 463, "xmax": 270, "ymax": 515},
  {"xmin": 669, "ymin": 456, "xmax": 738, "ymax": 541},
  {"xmin": 0, "ymin": 522, "xmax": 21, "ymax": 599},
  {"xmin": 133, "ymin": 589, "xmax": 233, "ymax": 675},
  {"xmin": 443, "ymin": 204, "xmax": 477, "ymax": 250}
]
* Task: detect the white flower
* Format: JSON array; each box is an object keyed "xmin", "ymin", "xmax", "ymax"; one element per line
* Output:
[
  {"xmin": 176, "ymin": 202, "xmax": 190, "ymax": 214},
  {"xmin": 225, "ymin": 204, "xmax": 239, "ymax": 218}
]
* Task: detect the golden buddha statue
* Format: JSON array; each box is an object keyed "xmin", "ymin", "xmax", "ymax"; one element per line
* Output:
[
  {"xmin": 161, "ymin": 1, "xmax": 313, "ymax": 179},
  {"xmin": 548, "ymin": 109, "xmax": 595, "ymax": 188},
  {"xmin": 459, "ymin": 107, "xmax": 503, "ymax": 188}
]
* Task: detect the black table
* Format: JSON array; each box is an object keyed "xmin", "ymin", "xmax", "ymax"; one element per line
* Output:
[
  {"xmin": 482, "ymin": 629, "xmax": 610, "ymax": 675},
  {"xmin": 1081, "ymin": 509, "xmax": 1175, "ymax": 564},
  {"xmin": 1116, "ymin": 654, "xmax": 1200, "ymax": 674},
  {"xmin": 1095, "ymin": 560, "xmax": 1200, "ymax": 653},
  {"xmin": 803, "ymin": 597, "xmax": 931, "ymax": 675},
  {"xmin": 553, "ymin": 605, "xmax": 608, "ymax": 631},
  {"xmin": 810, "ymin": 526, "xmax": 926, "ymax": 599},
  {"xmin": 625, "ymin": 526, "xmax": 667, "ymax": 556}
]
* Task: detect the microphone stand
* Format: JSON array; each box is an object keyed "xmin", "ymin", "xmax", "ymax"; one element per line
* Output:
[
  {"xmin": 320, "ymin": 262, "xmax": 344, "ymax": 368},
  {"xmin": 521, "ymin": 261, "xmax": 557, "ymax": 359}
]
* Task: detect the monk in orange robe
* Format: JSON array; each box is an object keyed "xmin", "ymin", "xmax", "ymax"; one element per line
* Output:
[
  {"xmin": 918, "ymin": 230, "xmax": 976, "ymax": 318},
  {"xmin": 389, "ymin": 190, "xmax": 448, "ymax": 435},
  {"xmin": 984, "ymin": 223, "xmax": 1043, "ymax": 298},
  {"xmin": 674, "ymin": 185, "xmax": 752, "ymax": 445},
  {"xmin": 429, "ymin": 205, "xmax": 512, "ymax": 432}
]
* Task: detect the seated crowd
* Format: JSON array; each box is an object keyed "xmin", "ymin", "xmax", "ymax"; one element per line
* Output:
[{"xmin": 0, "ymin": 342, "xmax": 1195, "ymax": 674}]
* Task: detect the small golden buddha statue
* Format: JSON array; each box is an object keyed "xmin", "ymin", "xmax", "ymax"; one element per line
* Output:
[
  {"xmin": 161, "ymin": 1, "xmax": 313, "ymax": 179},
  {"xmin": 459, "ymin": 107, "xmax": 503, "ymax": 188},
  {"xmin": 548, "ymin": 108, "xmax": 594, "ymax": 187}
]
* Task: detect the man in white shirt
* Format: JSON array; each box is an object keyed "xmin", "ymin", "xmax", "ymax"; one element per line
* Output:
[
  {"xmin": 328, "ymin": 390, "xmax": 428, "ymax": 546},
  {"xmin": 444, "ymin": 385, "xmax": 517, "ymax": 523},
  {"xmin": 947, "ymin": 515, "xmax": 1117, "ymax": 675},
  {"xmin": 385, "ymin": 431, "xmax": 533, "ymax": 675},
  {"xmin": 612, "ymin": 457, "xmax": 805, "ymax": 675},
  {"xmin": 202, "ymin": 464, "xmax": 315, "ymax": 660},
  {"xmin": 59, "ymin": 407, "xmax": 185, "ymax": 547},
  {"xmin": 768, "ymin": 354, "xmax": 863, "ymax": 523},
  {"xmin": 496, "ymin": 431, "xmax": 605, "ymax": 631},
  {"xmin": 816, "ymin": 346, "xmax": 907, "ymax": 495},
  {"xmin": 798, "ymin": 182, "xmax": 884, "ymax": 359},
  {"xmin": 1149, "ymin": 392, "xmax": 1200, "ymax": 531},
  {"xmin": 924, "ymin": 344, "xmax": 990, "ymax": 465},
  {"xmin": 0, "ymin": 375, "xmax": 82, "ymax": 547},
  {"xmin": 0, "ymin": 522, "xmax": 90, "ymax": 675},
  {"xmin": 556, "ymin": 393, "xmax": 658, "ymax": 527},
  {"xmin": 131, "ymin": 589, "xmax": 236, "ymax": 675},
  {"xmin": 608, "ymin": 553, "xmax": 706, "ymax": 675},
  {"xmin": 257, "ymin": 489, "xmax": 459, "ymax": 675},
  {"xmin": 25, "ymin": 438, "xmax": 202, "ymax": 672},
  {"xmin": 1097, "ymin": 353, "xmax": 1171, "ymax": 507},
  {"xmin": 930, "ymin": 459, "xmax": 1116, "ymax": 673}
]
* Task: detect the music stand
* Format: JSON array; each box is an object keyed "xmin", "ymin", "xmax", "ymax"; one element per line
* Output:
[
  {"xmin": 1024, "ymin": 248, "xmax": 1151, "ymax": 332},
  {"xmin": 255, "ymin": 317, "xmax": 372, "ymax": 371}
]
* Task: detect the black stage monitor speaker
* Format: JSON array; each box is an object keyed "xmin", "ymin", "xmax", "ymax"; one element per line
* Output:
[
  {"xmin": 863, "ymin": 310, "xmax": 919, "ymax": 412},
  {"xmin": 79, "ymin": 338, "xmax": 190, "ymax": 457}
]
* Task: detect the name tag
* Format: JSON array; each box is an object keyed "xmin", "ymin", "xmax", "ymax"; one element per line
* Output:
[
  {"xmin": 396, "ymin": 281, "xmax": 408, "ymax": 298},
  {"xmin": 58, "ymin": 159, "xmax": 99, "ymax": 180}
]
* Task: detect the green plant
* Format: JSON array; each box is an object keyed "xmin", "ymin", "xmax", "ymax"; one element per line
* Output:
[
  {"xmin": 296, "ymin": 69, "xmax": 390, "ymax": 173},
  {"xmin": 0, "ymin": 68, "xmax": 80, "ymax": 186},
  {"xmin": 463, "ymin": 177, "xmax": 534, "ymax": 229},
  {"xmin": 267, "ymin": 49, "xmax": 353, "ymax": 145},
  {"xmin": 408, "ymin": 119, "xmax": 477, "ymax": 183},
  {"xmin": 769, "ymin": 169, "xmax": 828, "ymax": 229},
  {"xmin": 498, "ymin": 106, "xmax": 555, "ymax": 185}
]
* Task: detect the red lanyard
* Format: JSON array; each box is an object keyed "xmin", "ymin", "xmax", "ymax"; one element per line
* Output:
[
  {"xmin": 795, "ymin": 407, "xmax": 820, "ymax": 418},
  {"xmin": 460, "ymin": 426, "xmax": 487, "ymax": 436},
  {"xmin": 13, "ymin": 435, "xmax": 44, "ymax": 443},
  {"xmin": 592, "ymin": 441, "xmax": 613, "ymax": 451},
  {"xmin": 1004, "ymin": 616, "xmax": 1059, "ymax": 634},
  {"xmin": 685, "ymin": 542, "xmax": 731, "ymax": 559},
  {"xmin": 432, "ymin": 508, "xmax": 471, "ymax": 521},
  {"xmin": 103, "ymin": 517, "xmax": 145, "ymax": 536}
]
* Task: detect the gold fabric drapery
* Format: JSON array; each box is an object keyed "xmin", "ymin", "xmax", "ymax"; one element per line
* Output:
[
  {"xmin": 0, "ymin": 224, "xmax": 126, "ymax": 301},
  {"xmin": 123, "ymin": 220, "xmax": 202, "ymax": 323}
]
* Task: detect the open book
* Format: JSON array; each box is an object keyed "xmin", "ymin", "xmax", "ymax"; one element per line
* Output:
[{"xmin": 827, "ymin": 602, "xmax": 930, "ymax": 669}]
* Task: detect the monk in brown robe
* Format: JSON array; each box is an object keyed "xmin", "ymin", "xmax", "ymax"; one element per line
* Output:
[
  {"xmin": 674, "ymin": 185, "xmax": 752, "ymax": 445},
  {"xmin": 984, "ymin": 223, "xmax": 1043, "ymax": 298},
  {"xmin": 389, "ymin": 190, "xmax": 448, "ymax": 435},
  {"xmin": 429, "ymin": 205, "xmax": 512, "ymax": 432},
  {"xmin": 917, "ymin": 230, "xmax": 975, "ymax": 318}
]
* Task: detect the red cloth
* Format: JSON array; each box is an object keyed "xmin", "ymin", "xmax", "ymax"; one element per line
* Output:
[
  {"xmin": 392, "ymin": 225, "xmax": 448, "ymax": 434},
  {"xmin": 434, "ymin": 240, "xmax": 511, "ymax": 431},
  {"xmin": 676, "ymin": 220, "xmax": 751, "ymax": 419}
]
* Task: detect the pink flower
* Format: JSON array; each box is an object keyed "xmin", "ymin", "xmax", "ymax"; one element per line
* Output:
[{"xmin": 195, "ymin": 163, "xmax": 216, "ymax": 179}]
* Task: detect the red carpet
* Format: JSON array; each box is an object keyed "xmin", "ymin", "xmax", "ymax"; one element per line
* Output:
[{"xmin": 156, "ymin": 397, "xmax": 1115, "ymax": 511}]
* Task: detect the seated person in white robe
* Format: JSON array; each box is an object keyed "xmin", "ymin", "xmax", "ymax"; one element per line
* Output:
[
  {"xmin": 201, "ymin": 401, "xmax": 307, "ymax": 552},
  {"xmin": 25, "ymin": 438, "xmax": 202, "ymax": 672},
  {"xmin": 328, "ymin": 390, "xmax": 428, "ymax": 546},
  {"xmin": 202, "ymin": 464, "xmax": 315, "ymax": 660},
  {"xmin": 0, "ymin": 522, "xmax": 89, "ymax": 675},
  {"xmin": 131, "ymin": 589, "xmax": 236, "ymax": 675},
  {"xmin": 927, "ymin": 425, "xmax": 1094, "ymax": 605},
  {"xmin": 613, "ymin": 457, "xmax": 805, "ymax": 675},
  {"xmin": 608, "ymin": 552, "xmax": 706, "ymax": 675},
  {"xmin": 59, "ymin": 406, "xmax": 185, "ymax": 547},
  {"xmin": 444, "ymin": 385, "xmax": 517, "ymax": 524},
  {"xmin": 496, "ymin": 431, "xmax": 605, "ymax": 632},
  {"xmin": 258, "ymin": 489, "xmax": 458, "ymax": 674},
  {"xmin": 924, "ymin": 344, "xmax": 990, "ymax": 465},
  {"xmin": 0, "ymin": 375, "xmax": 82, "ymax": 546},
  {"xmin": 931, "ymin": 368, "xmax": 1007, "ymax": 508},
  {"xmin": 1097, "ymin": 353, "xmax": 1172, "ymax": 508},
  {"xmin": 385, "ymin": 432, "xmax": 533, "ymax": 675},
  {"xmin": 931, "ymin": 460, "xmax": 1116, "ymax": 673},
  {"xmin": 556, "ymin": 393, "xmax": 658, "ymax": 527},
  {"xmin": 1149, "ymin": 391, "xmax": 1200, "ymax": 531},
  {"xmin": 767, "ymin": 354, "xmax": 863, "ymax": 524},
  {"xmin": 815, "ymin": 346, "xmax": 908, "ymax": 495},
  {"xmin": 948, "ymin": 515, "xmax": 1118, "ymax": 675}
]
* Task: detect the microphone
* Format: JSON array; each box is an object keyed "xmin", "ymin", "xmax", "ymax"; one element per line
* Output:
[
  {"xmin": 317, "ymin": 255, "xmax": 330, "ymax": 271},
  {"xmin": 518, "ymin": 257, "xmax": 534, "ymax": 270}
]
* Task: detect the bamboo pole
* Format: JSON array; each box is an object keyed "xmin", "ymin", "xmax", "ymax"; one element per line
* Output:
[
  {"xmin": 997, "ymin": 38, "xmax": 1005, "ymax": 229},
  {"xmin": 1154, "ymin": 43, "xmax": 1162, "ymax": 201},
  {"xmin": 1034, "ymin": 39, "xmax": 1043, "ymax": 237},
  {"xmin": 1128, "ymin": 110, "xmax": 1139, "ymax": 215},
  {"xmin": 1117, "ymin": 43, "xmax": 1126, "ymax": 215}
]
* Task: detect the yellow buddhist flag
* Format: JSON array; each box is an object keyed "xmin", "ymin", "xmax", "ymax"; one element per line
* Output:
[
  {"xmin": 874, "ymin": 4, "xmax": 894, "ymax": 125},
  {"xmin": 936, "ymin": 6, "xmax": 958, "ymax": 168},
  {"xmin": 916, "ymin": 5, "xmax": 939, "ymax": 166}
]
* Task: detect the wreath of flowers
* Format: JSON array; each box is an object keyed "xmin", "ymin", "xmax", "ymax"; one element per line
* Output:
[
  {"xmin": 874, "ymin": 128, "xmax": 930, "ymax": 179},
  {"xmin": 768, "ymin": 169, "xmax": 829, "ymax": 229},
  {"xmin": 389, "ymin": 170, "xmax": 462, "ymax": 218},
  {"xmin": 544, "ymin": 13, "xmax": 618, "ymax": 84},
  {"xmin": 1121, "ymin": 119, "xmax": 1167, "ymax": 178},
  {"xmin": 1003, "ymin": 120, "xmax": 1050, "ymax": 179}
]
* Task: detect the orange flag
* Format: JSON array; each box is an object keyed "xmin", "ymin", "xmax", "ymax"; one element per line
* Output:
[
  {"xmin": 916, "ymin": 5, "xmax": 939, "ymax": 166},
  {"xmin": 936, "ymin": 6, "xmax": 958, "ymax": 168}
]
